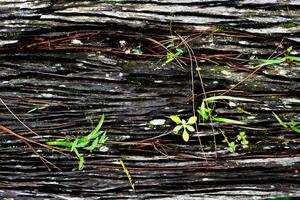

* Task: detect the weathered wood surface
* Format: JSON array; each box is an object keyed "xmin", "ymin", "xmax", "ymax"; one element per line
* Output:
[{"xmin": 0, "ymin": 0, "xmax": 300, "ymax": 199}]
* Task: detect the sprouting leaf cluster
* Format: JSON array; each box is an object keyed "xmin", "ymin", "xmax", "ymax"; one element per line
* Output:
[
  {"xmin": 170, "ymin": 115, "xmax": 197, "ymax": 142},
  {"xmin": 165, "ymin": 36, "xmax": 184, "ymax": 64},
  {"xmin": 222, "ymin": 131, "xmax": 249, "ymax": 153},
  {"xmin": 47, "ymin": 114, "xmax": 108, "ymax": 170},
  {"xmin": 237, "ymin": 131, "xmax": 249, "ymax": 148}
]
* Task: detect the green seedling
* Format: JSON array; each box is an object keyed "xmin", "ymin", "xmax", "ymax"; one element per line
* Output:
[
  {"xmin": 222, "ymin": 135, "xmax": 236, "ymax": 153},
  {"xmin": 165, "ymin": 47, "xmax": 184, "ymax": 64},
  {"xmin": 170, "ymin": 115, "xmax": 197, "ymax": 142},
  {"xmin": 237, "ymin": 131, "xmax": 249, "ymax": 148},
  {"xmin": 273, "ymin": 112, "xmax": 300, "ymax": 134},
  {"xmin": 198, "ymin": 96, "xmax": 256, "ymax": 125},
  {"xmin": 164, "ymin": 35, "xmax": 184, "ymax": 64},
  {"xmin": 257, "ymin": 46, "xmax": 300, "ymax": 66},
  {"xmin": 47, "ymin": 114, "xmax": 108, "ymax": 170},
  {"xmin": 222, "ymin": 131, "xmax": 249, "ymax": 153}
]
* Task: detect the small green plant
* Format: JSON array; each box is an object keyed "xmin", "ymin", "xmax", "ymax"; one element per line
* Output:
[
  {"xmin": 237, "ymin": 131, "xmax": 249, "ymax": 148},
  {"xmin": 170, "ymin": 115, "xmax": 197, "ymax": 142},
  {"xmin": 279, "ymin": 21, "xmax": 298, "ymax": 28},
  {"xmin": 273, "ymin": 112, "xmax": 300, "ymax": 134},
  {"xmin": 197, "ymin": 96, "xmax": 256, "ymax": 125},
  {"xmin": 47, "ymin": 114, "xmax": 108, "ymax": 170},
  {"xmin": 257, "ymin": 46, "xmax": 300, "ymax": 66},
  {"xmin": 222, "ymin": 131, "xmax": 249, "ymax": 153},
  {"xmin": 164, "ymin": 35, "xmax": 184, "ymax": 64}
]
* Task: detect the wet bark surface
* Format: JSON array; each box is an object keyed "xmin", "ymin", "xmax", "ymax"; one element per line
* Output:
[{"xmin": 0, "ymin": 1, "xmax": 300, "ymax": 199}]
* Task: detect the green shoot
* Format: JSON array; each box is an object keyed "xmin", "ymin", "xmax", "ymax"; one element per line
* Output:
[
  {"xmin": 165, "ymin": 47, "xmax": 184, "ymax": 64},
  {"xmin": 272, "ymin": 112, "xmax": 288, "ymax": 128},
  {"xmin": 256, "ymin": 46, "xmax": 300, "ymax": 66},
  {"xmin": 203, "ymin": 95, "xmax": 256, "ymax": 103},
  {"xmin": 28, "ymin": 106, "xmax": 47, "ymax": 113},
  {"xmin": 222, "ymin": 135, "xmax": 236, "ymax": 153},
  {"xmin": 198, "ymin": 95, "xmax": 254, "ymax": 125},
  {"xmin": 170, "ymin": 115, "xmax": 197, "ymax": 142},
  {"xmin": 273, "ymin": 112, "xmax": 300, "ymax": 134},
  {"xmin": 120, "ymin": 159, "xmax": 135, "ymax": 192},
  {"xmin": 222, "ymin": 131, "xmax": 249, "ymax": 153},
  {"xmin": 47, "ymin": 114, "xmax": 108, "ymax": 170}
]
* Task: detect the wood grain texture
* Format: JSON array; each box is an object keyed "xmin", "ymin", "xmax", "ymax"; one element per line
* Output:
[{"xmin": 0, "ymin": 0, "xmax": 300, "ymax": 199}]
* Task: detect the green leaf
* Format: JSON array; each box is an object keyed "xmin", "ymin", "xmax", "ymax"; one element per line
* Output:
[
  {"xmin": 286, "ymin": 56, "xmax": 300, "ymax": 62},
  {"xmin": 212, "ymin": 117, "xmax": 246, "ymax": 125},
  {"xmin": 237, "ymin": 132, "xmax": 246, "ymax": 141},
  {"xmin": 76, "ymin": 137, "xmax": 90, "ymax": 148},
  {"xmin": 99, "ymin": 132, "xmax": 108, "ymax": 144},
  {"xmin": 241, "ymin": 140, "xmax": 249, "ymax": 145},
  {"xmin": 88, "ymin": 114, "xmax": 105, "ymax": 139},
  {"xmin": 287, "ymin": 46, "xmax": 293, "ymax": 54},
  {"xmin": 166, "ymin": 52, "xmax": 175, "ymax": 63},
  {"xmin": 273, "ymin": 112, "xmax": 288, "ymax": 128},
  {"xmin": 173, "ymin": 125, "xmax": 183, "ymax": 133},
  {"xmin": 78, "ymin": 156, "xmax": 84, "ymax": 170},
  {"xmin": 87, "ymin": 137, "xmax": 99, "ymax": 152},
  {"xmin": 73, "ymin": 148, "xmax": 84, "ymax": 170},
  {"xmin": 187, "ymin": 116, "xmax": 197, "ymax": 125},
  {"xmin": 204, "ymin": 95, "xmax": 256, "ymax": 103},
  {"xmin": 256, "ymin": 57, "xmax": 286, "ymax": 66},
  {"xmin": 166, "ymin": 42, "xmax": 175, "ymax": 49},
  {"xmin": 290, "ymin": 120, "xmax": 300, "ymax": 133},
  {"xmin": 227, "ymin": 142, "xmax": 236, "ymax": 153},
  {"xmin": 182, "ymin": 129, "xmax": 189, "ymax": 142},
  {"xmin": 46, "ymin": 140, "xmax": 73, "ymax": 148},
  {"xmin": 71, "ymin": 139, "xmax": 79, "ymax": 151},
  {"xmin": 186, "ymin": 125, "xmax": 195, "ymax": 132},
  {"xmin": 175, "ymin": 48, "xmax": 184, "ymax": 55},
  {"xmin": 291, "ymin": 126, "xmax": 300, "ymax": 134},
  {"xmin": 197, "ymin": 103, "xmax": 210, "ymax": 121},
  {"xmin": 170, "ymin": 115, "xmax": 181, "ymax": 124}
]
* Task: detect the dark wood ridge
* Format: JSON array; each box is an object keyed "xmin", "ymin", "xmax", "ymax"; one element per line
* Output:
[{"xmin": 0, "ymin": 0, "xmax": 300, "ymax": 199}]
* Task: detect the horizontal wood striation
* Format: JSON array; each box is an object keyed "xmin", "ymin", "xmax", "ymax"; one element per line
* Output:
[{"xmin": 0, "ymin": 0, "xmax": 300, "ymax": 199}]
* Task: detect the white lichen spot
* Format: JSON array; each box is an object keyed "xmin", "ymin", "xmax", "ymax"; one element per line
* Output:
[
  {"xmin": 278, "ymin": 69, "xmax": 288, "ymax": 76},
  {"xmin": 154, "ymin": 80, "xmax": 163, "ymax": 83},
  {"xmin": 247, "ymin": 116, "xmax": 256, "ymax": 120},
  {"xmin": 71, "ymin": 39, "xmax": 83, "ymax": 45},
  {"xmin": 99, "ymin": 146, "xmax": 109, "ymax": 152},
  {"xmin": 40, "ymin": 93, "xmax": 53, "ymax": 98},
  {"xmin": 149, "ymin": 119, "xmax": 166, "ymax": 126},
  {"xmin": 221, "ymin": 70, "xmax": 231, "ymax": 76},
  {"xmin": 229, "ymin": 101, "xmax": 237, "ymax": 107}
]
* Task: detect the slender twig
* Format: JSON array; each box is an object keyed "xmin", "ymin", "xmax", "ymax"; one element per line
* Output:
[{"xmin": 0, "ymin": 97, "xmax": 40, "ymax": 136}]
